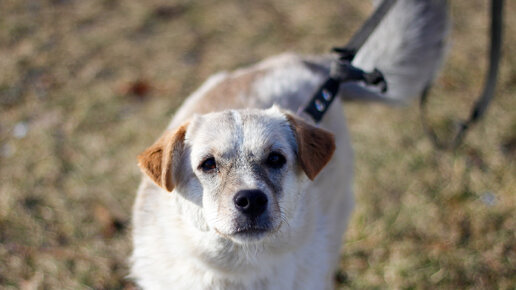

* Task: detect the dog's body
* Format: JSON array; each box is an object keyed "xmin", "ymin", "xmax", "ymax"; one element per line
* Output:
[
  {"xmin": 130, "ymin": 1, "xmax": 449, "ymax": 289},
  {"xmin": 132, "ymin": 54, "xmax": 355, "ymax": 289}
]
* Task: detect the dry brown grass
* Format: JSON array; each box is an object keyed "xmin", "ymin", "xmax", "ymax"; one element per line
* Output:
[{"xmin": 0, "ymin": 0, "xmax": 514, "ymax": 289}]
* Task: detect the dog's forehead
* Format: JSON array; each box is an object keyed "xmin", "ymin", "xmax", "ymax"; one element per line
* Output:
[{"xmin": 186, "ymin": 108, "xmax": 295, "ymax": 157}]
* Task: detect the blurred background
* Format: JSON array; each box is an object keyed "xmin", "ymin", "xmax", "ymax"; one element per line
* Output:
[{"xmin": 0, "ymin": 0, "xmax": 514, "ymax": 288}]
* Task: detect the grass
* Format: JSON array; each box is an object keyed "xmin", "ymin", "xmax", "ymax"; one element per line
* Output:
[{"xmin": 0, "ymin": 0, "xmax": 515, "ymax": 288}]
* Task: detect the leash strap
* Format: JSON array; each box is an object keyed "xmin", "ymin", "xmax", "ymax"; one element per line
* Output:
[
  {"xmin": 301, "ymin": 0, "xmax": 397, "ymax": 123},
  {"xmin": 345, "ymin": 0, "xmax": 398, "ymax": 55},
  {"xmin": 420, "ymin": 0, "xmax": 504, "ymax": 150}
]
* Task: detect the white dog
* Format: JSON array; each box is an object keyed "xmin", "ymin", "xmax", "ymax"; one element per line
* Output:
[{"xmin": 130, "ymin": 1, "xmax": 449, "ymax": 289}]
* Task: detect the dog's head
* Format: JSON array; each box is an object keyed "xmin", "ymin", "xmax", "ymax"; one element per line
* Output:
[{"xmin": 138, "ymin": 106, "xmax": 335, "ymax": 243}]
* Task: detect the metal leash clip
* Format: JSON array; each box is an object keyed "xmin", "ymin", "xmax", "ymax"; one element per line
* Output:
[
  {"xmin": 331, "ymin": 47, "xmax": 387, "ymax": 93},
  {"xmin": 302, "ymin": 48, "xmax": 387, "ymax": 123}
]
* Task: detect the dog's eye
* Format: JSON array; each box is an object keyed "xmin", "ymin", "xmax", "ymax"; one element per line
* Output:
[
  {"xmin": 200, "ymin": 157, "xmax": 217, "ymax": 172},
  {"xmin": 266, "ymin": 152, "xmax": 286, "ymax": 169}
]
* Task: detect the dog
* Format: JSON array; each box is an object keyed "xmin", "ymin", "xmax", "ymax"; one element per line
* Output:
[{"xmin": 130, "ymin": 1, "xmax": 449, "ymax": 289}]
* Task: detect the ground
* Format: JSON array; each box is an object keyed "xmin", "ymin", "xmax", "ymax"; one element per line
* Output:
[{"xmin": 0, "ymin": 0, "xmax": 515, "ymax": 289}]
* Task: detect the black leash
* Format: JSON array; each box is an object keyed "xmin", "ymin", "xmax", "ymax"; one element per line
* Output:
[
  {"xmin": 301, "ymin": 0, "xmax": 397, "ymax": 122},
  {"xmin": 420, "ymin": 0, "xmax": 504, "ymax": 150}
]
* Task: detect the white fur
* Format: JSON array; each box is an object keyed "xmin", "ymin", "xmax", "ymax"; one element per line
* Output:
[{"xmin": 131, "ymin": 1, "xmax": 449, "ymax": 289}]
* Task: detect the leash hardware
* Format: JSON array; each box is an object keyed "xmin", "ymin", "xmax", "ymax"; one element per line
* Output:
[
  {"xmin": 330, "ymin": 56, "xmax": 387, "ymax": 93},
  {"xmin": 302, "ymin": 49, "xmax": 388, "ymax": 123}
]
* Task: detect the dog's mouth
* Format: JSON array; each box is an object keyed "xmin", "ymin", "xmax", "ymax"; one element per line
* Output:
[
  {"xmin": 215, "ymin": 219, "xmax": 281, "ymax": 243},
  {"xmin": 232, "ymin": 225, "xmax": 269, "ymax": 238}
]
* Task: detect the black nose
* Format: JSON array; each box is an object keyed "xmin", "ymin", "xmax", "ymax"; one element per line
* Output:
[{"xmin": 233, "ymin": 190, "xmax": 268, "ymax": 218}]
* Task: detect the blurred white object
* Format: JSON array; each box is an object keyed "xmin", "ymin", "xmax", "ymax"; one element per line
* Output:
[{"xmin": 13, "ymin": 122, "xmax": 29, "ymax": 139}]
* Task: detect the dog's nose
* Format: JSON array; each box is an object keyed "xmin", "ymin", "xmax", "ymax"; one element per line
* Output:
[{"xmin": 233, "ymin": 190, "xmax": 268, "ymax": 218}]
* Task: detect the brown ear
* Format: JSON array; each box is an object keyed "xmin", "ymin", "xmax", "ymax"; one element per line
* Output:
[
  {"xmin": 286, "ymin": 114, "xmax": 336, "ymax": 180},
  {"xmin": 137, "ymin": 122, "xmax": 189, "ymax": 192}
]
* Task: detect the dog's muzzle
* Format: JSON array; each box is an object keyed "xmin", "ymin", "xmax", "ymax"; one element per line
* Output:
[{"xmin": 229, "ymin": 189, "xmax": 275, "ymax": 240}]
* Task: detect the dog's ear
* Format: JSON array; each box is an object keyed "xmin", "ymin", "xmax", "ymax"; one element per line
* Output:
[
  {"xmin": 137, "ymin": 122, "xmax": 189, "ymax": 192},
  {"xmin": 285, "ymin": 114, "xmax": 335, "ymax": 180}
]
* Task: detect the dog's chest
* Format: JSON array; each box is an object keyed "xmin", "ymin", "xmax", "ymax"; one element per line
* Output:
[{"xmin": 156, "ymin": 234, "xmax": 332, "ymax": 290}]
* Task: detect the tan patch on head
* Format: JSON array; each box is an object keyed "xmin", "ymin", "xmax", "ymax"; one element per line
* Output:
[
  {"xmin": 137, "ymin": 122, "xmax": 189, "ymax": 192},
  {"xmin": 192, "ymin": 69, "xmax": 264, "ymax": 114},
  {"xmin": 285, "ymin": 114, "xmax": 335, "ymax": 180}
]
